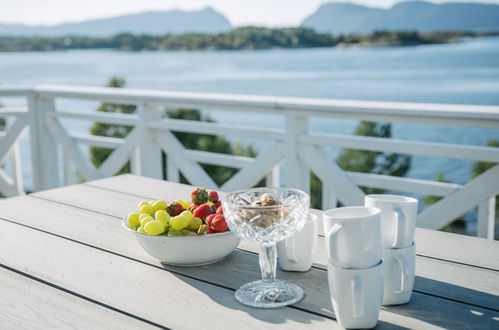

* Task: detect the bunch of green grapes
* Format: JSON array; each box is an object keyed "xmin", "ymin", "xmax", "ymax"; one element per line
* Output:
[{"xmin": 126, "ymin": 200, "xmax": 202, "ymax": 236}]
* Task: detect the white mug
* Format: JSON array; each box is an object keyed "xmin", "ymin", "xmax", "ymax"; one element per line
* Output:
[
  {"xmin": 277, "ymin": 213, "xmax": 318, "ymax": 272},
  {"xmin": 383, "ymin": 241, "xmax": 416, "ymax": 305},
  {"xmin": 365, "ymin": 194, "xmax": 418, "ymax": 249},
  {"xmin": 327, "ymin": 260, "xmax": 383, "ymax": 329},
  {"xmin": 323, "ymin": 206, "xmax": 382, "ymax": 269}
]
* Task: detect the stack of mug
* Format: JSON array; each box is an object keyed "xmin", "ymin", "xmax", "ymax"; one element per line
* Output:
[
  {"xmin": 365, "ymin": 195, "xmax": 418, "ymax": 306},
  {"xmin": 323, "ymin": 206, "xmax": 383, "ymax": 329},
  {"xmin": 323, "ymin": 194, "xmax": 418, "ymax": 328}
]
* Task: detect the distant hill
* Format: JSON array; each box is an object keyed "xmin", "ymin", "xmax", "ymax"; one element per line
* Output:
[
  {"xmin": 0, "ymin": 7, "xmax": 232, "ymax": 37},
  {"xmin": 302, "ymin": 1, "xmax": 499, "ymax": 34}
]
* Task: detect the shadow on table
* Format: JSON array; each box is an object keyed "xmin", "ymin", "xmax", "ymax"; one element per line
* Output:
[
  {"xmin": 381, "ymin": 275, "xmax": 499, "ymax": 329},
  {"xmin": 168, "ymin": 270, "xmax": 328, "ymax": 326},
  {"xmin": 161, "ymin": 251, "xmax": 411, "ymax": 328}
]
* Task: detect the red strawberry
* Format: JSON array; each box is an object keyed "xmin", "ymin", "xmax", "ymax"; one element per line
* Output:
[
  {"xmin": 207, "ymin": 225, "xmax": 216, "ymax": 234},
  {"xmin": 206, "ymin": 214, "xmax": 217, "ymax": 225},
  {"xmin": 191, "ymin": 188, "xmax": 209, "ymax": 205},
  {"xmin": 216, "ymin": 206, "xmax": 223, "ymax": 215},
  {"xmin": 214, "ymin": 200, "xmax": 222, "ymax": 209},
  {"xmin": 166, "ymin": 202, "xmax": 184, "ymax": 216},
  {"xmin": 212, "ymin": 215, "xmax": 229, "ymax": 233},
  {"xmin": 193, "ymin": 204, "xmax": 212, "ymax": 219},
  {"xmin": 208, "ymin": 191, "xmax": 219, "ymax": 202}
]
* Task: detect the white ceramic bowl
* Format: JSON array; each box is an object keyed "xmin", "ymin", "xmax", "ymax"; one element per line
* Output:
[{"xmin": 122, "ymin": 217, "xmax": 241, "ymax": 266}]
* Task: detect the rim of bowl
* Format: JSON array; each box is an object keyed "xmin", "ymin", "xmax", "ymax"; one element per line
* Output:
[
  {"xmin": 121, "ymin": 216, "xmax": 235, "ymax": 239},
  {"xmin": 222, "ymin": 187, "xmax": 310, "ymax": 209}
]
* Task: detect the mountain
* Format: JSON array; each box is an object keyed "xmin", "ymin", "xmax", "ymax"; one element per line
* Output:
[
  {"xmin": 302, "ymin": 1, "xmax": 499, "ymax": 34},
  {"xmin": 0, "ymin": 7, "xmax": 232, "ymax": 37}
]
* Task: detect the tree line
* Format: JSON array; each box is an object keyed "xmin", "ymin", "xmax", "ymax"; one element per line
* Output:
[{"xmin": 1, "ymin": 27, "xmax": 495, "ymax": 52}]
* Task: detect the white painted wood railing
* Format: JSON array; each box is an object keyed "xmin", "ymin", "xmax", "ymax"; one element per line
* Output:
[{"xmin": 0, "ymin": 84, "xmax": 498, "ymax": 239}]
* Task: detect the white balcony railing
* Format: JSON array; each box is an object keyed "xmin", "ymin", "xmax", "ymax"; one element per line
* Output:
[{"xmin": 0, "ymin": 85, "xmax": 498, "ymax": 239}]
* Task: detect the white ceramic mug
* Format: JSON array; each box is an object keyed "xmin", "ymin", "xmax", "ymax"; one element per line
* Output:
[
  {"xmin": 323, "ymin": 206, "xmax": 382, "ymax": 269},
  {"xmin": 365, "ymin": 194, "xmax": 418, "ymax": 249},
  {"xmin": 327, "ymin": 260, "xmax": 384, "ymax": 329},
  {"xmin": 277, "ymin": 213, "xmax": 318, "ymax": 272},
  {"xmin": 382, "ymin": 241, "xmax": 416, "ymax": 306}
]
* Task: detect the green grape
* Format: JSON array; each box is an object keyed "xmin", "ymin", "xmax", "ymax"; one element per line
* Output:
[
  {"xmin": 127, "ymin": 212, "xmax": 140, "ymax": 228},
  {"xmin": 155, "ymin": 210, "xmax": 170, "ymax": 228},
  {"xmin": 140, "ymin": 215, "xmax": 154, "ymax": 227},
  {"xmin": 139, "ymin": 213, "xmax": 152, "ymax": 222},
  {"xmin": 167, "ymin": 229, "xmax": 182, "ymax": 236},
  {"xmin": 137, "ymin": 226, "xmax": 146, "ymax": 234},
  {"xmin": 137, "ymin": 201, "xmax": 149, "ymax": 210},
  {"xmin": 181, "ymin": 229, "xmax": 196, "ymax": 236},
  {"xmin": 152, "ymin": 200, "xmax": 167, "ymax": 212},
  {"xmin": 144, "ymin": 221, "xmax": 165, "ymax": 235},
  {"xmin": 180, "ymin": 210, "xmax": 193, "ymax": 221},
  {"xmin": 170, "ymin": 214, "xmax": 190, "ymax": 231},
  {"xmin": 188, "ymin": 217, "xmax": 202, "ymax": 230},
  {"xmin": 139, "ymin": 204, "xmax": 154, "ymax": 215}
]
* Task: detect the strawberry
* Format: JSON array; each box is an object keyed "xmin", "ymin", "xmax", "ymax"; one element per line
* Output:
[
  {"xmin": 212, "ymin": 215, "xmax": 229, "ymax": 232},
  {"xmin": 193, "ymin": 204, "xmax": 212, "ymax": 219},
  {"xmin": 197, "ymin": 224, "xmax": 209, "ymax": 235},
  {"xmin": 214, "ymin": 200, "xmax": 222, "ymax": 209},
  {"xmin": 208, "ymin": 190, "xmax": 219, "ymax": 202},
  {"xmin": 191, "ymin": 188, "xmax": 209, "ymax": 205},
  {"xmin": 206, "ymin": 214, "xmax": 217, "ymax": 225},
  {"xmin": 216, "ymin": 206, "xmax": 223, "ymax": 215},
  {"xmin": 166, "ymin": 202, "xmax": 184, "ymax": 216},
  {"xmin": 207, "ymin": 225, "xmax": 216, "ymax": 234}
]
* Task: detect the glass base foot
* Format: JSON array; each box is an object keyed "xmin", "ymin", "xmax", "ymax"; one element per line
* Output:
[{"xmin": 235, "ymin": 279, "xmax": 304, "ymax": 308}]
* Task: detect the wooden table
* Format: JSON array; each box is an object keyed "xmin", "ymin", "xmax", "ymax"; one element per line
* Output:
[{"xmin": 0, "ymin": 174, "xmax": 498, "ymax": 329}]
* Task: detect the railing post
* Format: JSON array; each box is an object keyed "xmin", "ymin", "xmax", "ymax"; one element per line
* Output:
[
  {"xmin": 266, "ymin": 164, "xmax": 280, "ymax": 187},
  {"xmin": 136, "ymin": 103, "xmax": 163, "ymax": 179},
  {"xmin": 11, "ymin": 139, "xmax": 24, "ymax": 195},
  {"xmin": 285, "ymin": 113, "xmax": 310, "ymax": 194},
  {"xmin": 322, "ymin": 183, "xmax": 337, "ymax": 211},
  {"xmin": 167, "ymin": 157, "xmax": 180, "ymax": 183},
  {"xmin": 477, "ymin": 196, "xmax": 496, "ymax": 239},
  {"xmin": 28, "ymin": 94, "xmax": 59, "ymax": 191}
]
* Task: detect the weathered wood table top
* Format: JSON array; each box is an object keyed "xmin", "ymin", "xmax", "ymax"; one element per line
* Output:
[{"xmin": 0, "ymin": 174, "xmax": 498, "ymax": 329}]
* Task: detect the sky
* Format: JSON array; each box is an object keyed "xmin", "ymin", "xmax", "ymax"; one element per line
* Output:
[{"xmin": 1, "ymin": 0, "xmax": 498, "ymax": 27}]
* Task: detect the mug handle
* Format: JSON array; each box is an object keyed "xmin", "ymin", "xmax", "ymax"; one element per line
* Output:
[
  {"xmin": 351, "ymin": 275, "xmax": 364, "ymax": 318},
  {"xmin": 285, "ymin": 235, "xmax": 298, "ymax": 263},
  {"xmin": 394, "ymin": 255, "xmax": 412, "ymax": 294},
  {"xmin": 392, "ymin": 207, "xmax": 407, "ymax": 248},
  {"xmin": 328, "ymin": 224, "xmax": 343, "ymax": 267}
]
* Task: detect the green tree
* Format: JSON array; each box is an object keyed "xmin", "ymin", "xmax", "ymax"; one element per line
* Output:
[
  {"xmin": 311, "ymin": 121, "xmax": 411, "ymax": 209},
  {"xmin": 90, "ymin": 77, "xmax": 256, "ymax": 186},
  {"xmin": 424, "ymin": 172, "xmax": 466, "ymax": 234},
  {"xmin": 164, "ymin": 108, "xmax": 256, "ymax": 186},
  {"xmin": 472, "ymin": 139, "xmax": 499, "ymax": 214},
  {"xmin": 89, "ymin": 77, "xmax": 135, "ymax": 174}
]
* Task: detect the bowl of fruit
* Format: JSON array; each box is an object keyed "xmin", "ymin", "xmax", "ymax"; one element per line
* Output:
[{"xmin": 123, "ymin": 188, "xmax": 240, "ymax": 266}]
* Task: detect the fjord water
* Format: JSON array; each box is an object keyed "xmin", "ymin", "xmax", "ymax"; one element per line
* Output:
[{"xmin": 1, "ymin": 37, "xmax": 498, "ymax": 192}]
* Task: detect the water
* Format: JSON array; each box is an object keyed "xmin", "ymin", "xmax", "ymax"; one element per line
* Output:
[{"xmin": 1, "ymin": 37, "xmax": 498, "ymax": 197}]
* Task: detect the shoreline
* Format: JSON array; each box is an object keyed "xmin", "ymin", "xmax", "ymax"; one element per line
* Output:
[{"xmin": 1, "ymin": 28, "xmax": 497, "ymax": 53}]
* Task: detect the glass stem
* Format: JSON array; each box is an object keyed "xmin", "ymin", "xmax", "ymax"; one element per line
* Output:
[{"xmin": 259, "ymin": 244, "xmax": 277, "ymax": 282}]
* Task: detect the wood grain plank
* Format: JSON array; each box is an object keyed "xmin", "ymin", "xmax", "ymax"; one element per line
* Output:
[
  {"xmin": 85, "ymin": 175, "xmax": 499, "ymax": 270},
  {"xmin": 0, "ymin": 219, "xmax": 338, "ymax": 330},
  {"xmin": 1, "ymin": 195, "xmax": 498, "ymax": 323},
  {"xmin": 0, "ymin": 265, "xmax": 159, "ymax": 330}
]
